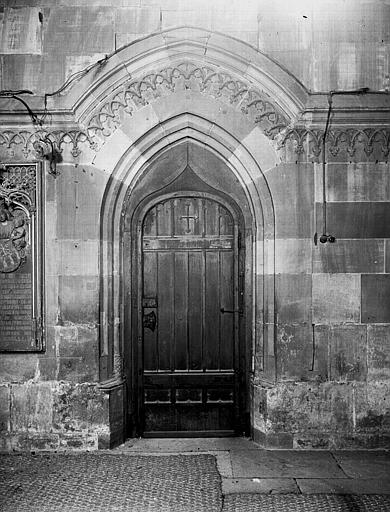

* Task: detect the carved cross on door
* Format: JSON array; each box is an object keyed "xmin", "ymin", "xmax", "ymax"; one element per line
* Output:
[{"xmin": 180, "ymin": 203, "xmax": 198, "ymax": 233}]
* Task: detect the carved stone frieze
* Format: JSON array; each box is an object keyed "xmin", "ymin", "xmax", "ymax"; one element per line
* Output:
[
  {"xmin": 277, "ymin": 127, "xmax": 390, "ymax": 159},
  {"xmin": 86, "ymin": 61, "xmax": 289, "ymax": 141},
  {"xmin": 0, "ymin": 60, "xmax": 389, "ymax": 161},
  {"xmin": 0, "ymin": 129, "xmax": 96, "ymax": 160},
  {"xmin": 0, "ymin": 165, "xmax": 36, "ymax": 273},
  {"xmin": 1, "ymin": 125, "xmax": 389, "ymax": 162}
]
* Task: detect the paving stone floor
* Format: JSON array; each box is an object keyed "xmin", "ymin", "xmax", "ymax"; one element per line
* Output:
[{"xmin": 1, "ymin": 438, "xmax": 390, "ymax": 511}]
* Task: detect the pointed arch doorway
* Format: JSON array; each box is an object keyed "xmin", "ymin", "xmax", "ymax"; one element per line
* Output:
[{"xmin": 123, "ymin": 150, "xmax": 253, "ymax": 438}]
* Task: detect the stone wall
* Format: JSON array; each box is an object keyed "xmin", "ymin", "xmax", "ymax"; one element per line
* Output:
[
  {"xmin": 0, "ymin": 2, "xmax": 389, "ymax": 450},
  {"xmin": 0, "ymin": 0, "xmax": 389, "ymax": 93},
  {"xmin": 252, "ymin": 144, "xmax": 390, "ymax": 448}
]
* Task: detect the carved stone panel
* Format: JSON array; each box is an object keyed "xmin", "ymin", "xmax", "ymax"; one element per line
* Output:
[{"xmin": 0, "ymin": 163, "xmax": 44, "ymax": 351}]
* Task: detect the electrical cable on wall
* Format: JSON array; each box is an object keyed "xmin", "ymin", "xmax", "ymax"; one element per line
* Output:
[
  {"xmin": 0, "ymin": 54, "xmax": 110, "ymax": 176},
  {"xmin": 314, "ymin": 86, "xmax": 370, "ymax": 245}
]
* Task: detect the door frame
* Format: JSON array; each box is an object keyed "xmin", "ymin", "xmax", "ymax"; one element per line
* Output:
[{"xmin": 124, "ymin": 188, "xmax": 250, "ymax": 437}]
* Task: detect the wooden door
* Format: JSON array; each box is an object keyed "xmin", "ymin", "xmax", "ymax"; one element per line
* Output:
[{"xmin": 139, "ymin": 196, "xmax": 242, "ymax": 436}]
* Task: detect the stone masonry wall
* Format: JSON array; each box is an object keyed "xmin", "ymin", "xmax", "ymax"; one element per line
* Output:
[
  {"xmin": 0, "ymin": 1, "xmax": 389, "ymax": 450},
  {"xmin": 252, "ymin": 138, "xmax": 390, "ymax": 448},
  {"xmin": 0, "ymin": 0, "xmax": 389, "ymax": 94}
]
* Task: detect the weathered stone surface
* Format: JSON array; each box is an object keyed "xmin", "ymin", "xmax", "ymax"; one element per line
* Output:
[
  {"xmin": 276, "ymin": 274, "xmax": 312, "ymax": 323},
  {"xmin": 229, "ymin": 449, "xmax": 344, "ymax": 478},
  {"xmin": 0, "ymin": 54, "xmax": 41, "ymax": 92},
  {"xmin": 315, "ymin": 162, "xmax": 390, "ymax": 202},
  {"xmin": 297, "ymin": 478, "xmax": 390, "ymax": 494},
  {"xmin": 52, "ymin": 383, "xmax": 109, "ymax": 434},
  {"xmin": 0, "ymin": 7, "xmax": 42, "ymax": 55},
  {"xmin": 260, "ymin": 382, "xmax": 353, "ymax": 434},
  {"xmin": 275, "ymin": 239, "xmax": 312, "ymax": 274},
  {"xmin": 58, "ymin": 276, "xmax": 99, "ymax": 324},
  {"xmin": 265, "ymin": 163, "xmax": 314, "ymax": 238},
  {"xmin": 313, "ymin": 239, "xmax": 384, "ymax": 274},
  {"xmin": 333, "ymin": 451, "xmax": 390, "ymax": 479},
  {"xmin": 56, "ymin": 165, "xmax": 106, "ymax": 240},
  {"xmin": 293, "ymin": 433, "xmax": 333, "ymax": 450},
  {"xmin": 277, "ymin": 323, "xmax": 313, "ymax": 381},
  {"xmin": 312, "ymin": 274, "xmax": 360, "ymax": 323},
  {"xmin": 57, "ymin": 240, "xmax": 99, "ymax": 276},
  {"xmin": 55, "ymin": 325, "xmax": 99, "ymax": 382},
  {"xmin": 362, "ymin": 274, "xmax": 390, "ymax": 323},
  {"xmin": 115, "ymin": 6, "xmax": 160, "ymax": 35},
  {"xmin": 57, "ymin": 357, "xmax": 98, "ymax": 383},
  {"xmin": 252, "ymin": 430, "xmax": 294, "ymax": 449},
  {"xmin": 59, "ymin": 433, "xmax": 98, "ymax": 450},
  {"xmin": 316, "ymin": 202, "xmax": 390, "ymax": 239},
  {"xmin": 44, "ymin": 7, "xmax": 115, "ymax": 56},
  {"xmin": 0, "ymin": 355, "xmax": 38, "ymax": 383},
  {"xmin": 314, "ymin": 324, "xmax": 367, "ymax": 382},
  {"xmin": 222, "ymin": 477, "xmax": 299, "ymax": 495},
  {"xmin": 11, "ymin": 382, "xmax": 54, "ymax": 432},
  {"xmin": 38, "ymin": 357, "xmax": 60, "ymax": 381},
  {"xmin": 367, "ymin": 325, "xmax": 390, "ymax": 381},
  {"xmin": 355, "ymin": 381, "xmax": 390, "ymax": 433},
  {"xmin": 0, "ymin": 385, "xmax": 10, "ymax": 432},
  {"xmin": 255, "ymin": 380, "xmax": 390, "ymax": 449}
]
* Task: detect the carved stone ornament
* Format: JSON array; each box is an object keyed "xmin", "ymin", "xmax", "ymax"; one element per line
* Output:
[
  {"xmin": 86, "ymin": 61, "xmax": 290, "ymax": 141},
  {"xmin": 0, "ymin": 166, "xmax": 34, "ymax": 273},
  {"xmin": 0, "ymin": 163, "xmax": 43, "ymax": 352},
  {"xmin": 0, "ymin": 61, "xmax": 389, "ymax": 160}
]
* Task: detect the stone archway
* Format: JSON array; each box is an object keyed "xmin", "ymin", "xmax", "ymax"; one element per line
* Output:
[
  {"xmin": 99, "ymin": 114, "xmax": 277, "ymax": 441},
  {"xmin": 86, "ymin": 28, "xmax": 305, "ymax": 441},
  {"xmin": 121, "ymin": 141, "xmax": 254, "ymax": 436},
  {"xmin": 0, "ymin": 27, "xmax": 311, "ymax": 445}
]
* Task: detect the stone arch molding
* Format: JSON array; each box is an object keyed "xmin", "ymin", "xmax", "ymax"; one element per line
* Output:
[
  {"xmin": 84, "ymin": 60, "xmax": 291, "ymax": 146},
  {"xmin": 67, "ymin": 27, "xmax": 308, "ymax": 135},
  {"xmin": 0, "ymin": 28, "xmax": 309, "ymax": 162},
  {"xmin": 99, "ymin": 113, "xmax": 276, "ymax": 386}
]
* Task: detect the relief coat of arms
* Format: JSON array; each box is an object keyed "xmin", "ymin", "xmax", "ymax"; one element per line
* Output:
[
  {"xmin": 0, "ymin": 198, "xmax": 28, "ymax": 273},
  {"xmin": 0, "ymin": 166, "xmax": 33, "ymax": 274}
]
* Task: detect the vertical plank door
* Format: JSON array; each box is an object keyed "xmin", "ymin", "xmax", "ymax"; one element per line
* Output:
[{"xmin": 141, "ymin": 197, "xmax": 240, "ymax": 436}]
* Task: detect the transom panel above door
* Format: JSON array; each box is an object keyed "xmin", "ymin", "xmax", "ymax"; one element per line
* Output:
[{"xmin": 139, "ymin": 196, "xmax": 242, "ymax": 436}]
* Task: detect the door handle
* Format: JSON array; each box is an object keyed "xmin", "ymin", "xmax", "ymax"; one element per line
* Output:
[
  {"xmin": 220, "ymin": 308, "xmax": 243, "ymax": 316},
  {"xmin": 143, "ymin": 311, "xmax": 157, "ymax": 332}
]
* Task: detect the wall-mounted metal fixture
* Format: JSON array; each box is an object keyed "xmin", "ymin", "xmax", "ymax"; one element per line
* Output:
[
  {"xmin": 314, "ymin": 87, "xmax": 370, "ymax": 246},
  {"xmin": 33, "ymin": 137, "xmax": 62, "ymax": 177},
  {"xmin": 0, "ymin": 90, "xmax": 63, "ymax": 176}
]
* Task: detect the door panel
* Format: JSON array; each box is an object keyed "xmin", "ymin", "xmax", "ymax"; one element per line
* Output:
[{"xmin": 140, "ymin": 197, "xmax": 240, "ymax": 436}]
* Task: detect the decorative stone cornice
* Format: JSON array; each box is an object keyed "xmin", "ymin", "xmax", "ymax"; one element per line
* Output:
[
  {"xmin": 277, "ymin": 127, "xmax": 390, "ymax": 158},
  {"xmin": 0, "ymin": 128, "xmax": 94, "ymax": 159},
  {"xmin": 0, "ymin": 64, "xmax": 389, "ymax": 162},
  {"xmin": 1, "ymin": 126, "xmax": 389, "ymax": 162}
]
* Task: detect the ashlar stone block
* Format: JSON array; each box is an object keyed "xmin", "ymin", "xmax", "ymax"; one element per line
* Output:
[
  {"xmin": 367, "ymin": 325, "xmax": 390, "ymax": 381},
  {"xmin": 362, "ymin": 274, "xmax": 390, "ymax": 323},
  {"xmin": 11, "ymin": 382, "xmax": 54, "ymax": 432},
  {"xmin": 312, "ymin": 273, "xmax": 360, "ymax": 323},
  {"xmin": 313, "ymin": 239, "xmax": 384, "ymax": 274},
  {"xmin": 265, "ymin": 163, "xmax": 314, "ymax": 239}
]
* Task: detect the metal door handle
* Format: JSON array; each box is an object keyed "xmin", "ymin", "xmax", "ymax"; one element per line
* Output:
[{"xmin": 220, "ymin": 308, "xmax": 243, "ymax": 315}]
